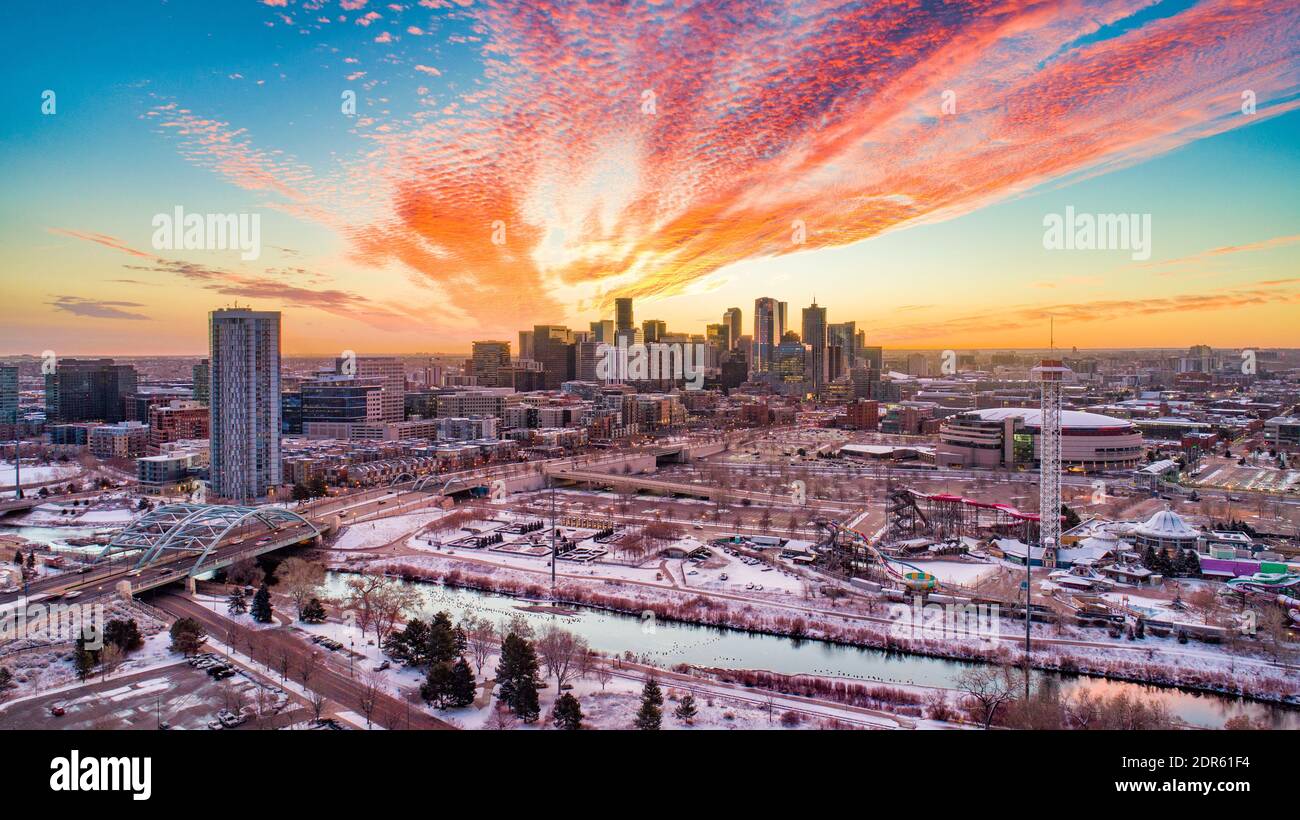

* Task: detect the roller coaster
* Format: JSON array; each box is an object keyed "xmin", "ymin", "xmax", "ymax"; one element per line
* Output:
[{"xmin": 817, "ymin": 519, "xmax": 939, "ymax": 591}]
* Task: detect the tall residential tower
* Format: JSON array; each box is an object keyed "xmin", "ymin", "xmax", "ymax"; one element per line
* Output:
[{"xmin": 209, "ymin": 308, "xmax": 282, "ymax": 503}]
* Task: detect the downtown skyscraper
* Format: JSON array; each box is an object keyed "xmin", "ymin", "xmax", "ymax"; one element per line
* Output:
[
  {"xmin": 802, "ymin": 301, "xmax": 828, "ymax": 395},
  {"xmin": 209, "ymin": 308, "xmax": 281, "ymax": 503}
]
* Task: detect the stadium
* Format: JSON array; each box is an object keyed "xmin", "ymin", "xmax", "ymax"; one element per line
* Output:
[{"xmin": 937, "ymin": 407, "xmax": 1144, "ymax": 471}]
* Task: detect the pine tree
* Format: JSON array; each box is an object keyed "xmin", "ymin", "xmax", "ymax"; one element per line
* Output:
[
  {"xmin": 642, "ymin": 676, "xmax": 663, "ymax": 707},
  {"xmin": 634, "ymin": 699, "xmax": 662, "ymax": 730},
  {"xmin": 496, "ymin": 633, "xmax": 541, "ymax": 722},
  {"xmin": 73, "ymin": 632, "xmax": 99, "ymax": 681},
  {"xmin": 425, "ymin": 612, "xmax": 459, "ymax": 666},
  {"xmin": 104, "ymin": 618, "xmax": 143, "ymax": 652},
  {"xmin": 552, "ymin": 692, "xmax": 583, "ymax": 730},
  {"xmin": 635, "ymin": 677, "xmax": 663, "ymax": 729},
  {"xmin": 250, "ymin": 585, "xmax": 273, "ymax": 624},
  {"xmin": 11, "ymin": 549, "xmax": 20, "ymax": 566},
  {"xmin": 448, "ymin": 657, "xmax": 477, "ymax": 708},
  {"xmin": 169, "ymin": 618, "xmax": 206, "ymax": 656},
  {"xmin": 674, "ymin": 692, "xmax": 698, "ymax": 725},
  {"xmin": 300, "ymin": 597, "xmax": 326, "ymax": 623},
  {"xmin": 421, "ymin": 662, "xmax": 455, "ymax": 707},
  {"xmin": 227, "ymin": 588, "xmax": 248, "ymax": 616}
]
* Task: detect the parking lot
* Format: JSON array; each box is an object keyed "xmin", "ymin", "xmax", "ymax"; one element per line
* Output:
[{"xmin": 0, "ymin": 658, "xmax": 292, "ymax": 730}]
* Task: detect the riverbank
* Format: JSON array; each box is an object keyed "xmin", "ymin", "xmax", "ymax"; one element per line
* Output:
[{"xmin": 332, "ymin": 558, "xmax": 1299, "ymax": 711}]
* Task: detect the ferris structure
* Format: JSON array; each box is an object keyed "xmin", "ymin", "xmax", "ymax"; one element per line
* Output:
[{"xmin": 1031, "ymin": 358, "xmax": 1073, "ymax": 567}]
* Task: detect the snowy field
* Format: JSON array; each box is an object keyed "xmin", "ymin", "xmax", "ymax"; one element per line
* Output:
[
  {"xmin": 907, "ymin": 560, "xmax": 1000, "ymax": 587},
  {"xmin": 0, "ymin": 461, "xmax": 80, "ymax": 486}
]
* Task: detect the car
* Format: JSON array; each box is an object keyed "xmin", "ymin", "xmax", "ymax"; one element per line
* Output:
[
  {"xmin": 63, "ymin": 591, "xmax": 82, "ymax": 599},
  {"xmin": 50, "ymin": 706, "xmax": 66, "ymax": 717},
  {"xmin": 374, "ymin": 660, "xmax": 391, "ymax": 672},
  {"xmin": 694, "ymin": 524, "xmax": 704, "ymax": 530}
]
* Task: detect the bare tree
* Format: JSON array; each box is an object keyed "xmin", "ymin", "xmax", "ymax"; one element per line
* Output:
[
  {"xmin": 461, "ymin": 614, "xmax": 496, "ymax": 678},
  {"xmin": 274, "ymin": 557, "xmax": 326, "ymax": 620},
  {"xmin": 275, "ymin": 644, "xmax": 293, "ymax": 683},
  {"xmin": 306, "ymin": 689, "xmax": 328, "ymax": 722},
  {"xmin": 357, "ymin": 669, "xmax": 384, "ymax": 728},
  {"xmin": 535, "ymin": 624, "xmax": 588, "ymax": 689},
  {"xmin": 956, "ymin": 663, "xmax": 1023, "ymax": 729},
  {"xmin": 370, "ymin": 582, "xmax": 422, "ymax": 647},
  {"xmin": 342, "ymin": 573, "xmax": 388, "ymax": 638},
  {"xmin": 593, "ymin": 662, "xmax": 613, "ymax": 691},
  {"xmin": 296, "ymin": 650, "xmax": 321, "ymax": 690}
]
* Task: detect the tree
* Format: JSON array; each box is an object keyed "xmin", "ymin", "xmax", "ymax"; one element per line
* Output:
[
  {"xmin": 448, "ymin": 657, "xmax": 477, "ymax": 708},
  {"xmin": 552, "ymin": 692, "xmax": 583, "ymax": 730},
  {"xmin": 73, "ymin": 631, "xmax": 99, "ymax": 681},
  {"xmin": 358, "ymin": 669, "xmax": 384, "ymax": 728},
  {"xmin": 168, "ymin": 618, "xmax": 206, "ymax": 656},
  {"xmin": 634, "ymin": 677, "xmax": 663, "ymax": 730},
  {"xmin": 956, "ymin": 664, "xmax": 1022, "ymax": 729},
  {"xmin": 536, "ymin": 624, "xmax": 588, "ymax": 690},
  {"xmin": 300, "ymin": 598, "xmax": 326, "ymax": 624},
  {"xmin": 250, "ymin": 584, "xmax": 274, "ymax": 624},
  {"xmin": 674, "ymin": 692, "xmax": 698, "ymax": 725},
  {"xmin": 227, "ymin": 588, "xmax": 248, "ymax": 616},
  {"xmin": 0, "ymin": 665, "xmax": 13, "ymax": 692},
  {"xmin": 103, "ymin": 618, "xmax": 143, "ymax": 653},
  {"xmin": 495, "ymin": 632, "xmax": 541, "ymax": 722},
  {"xmin": 461, "ymin": 614, "xmax": 495, "ymax": 678},
  {"xmin": 274, "ymin": 557, "xmax": 325, "ymax": 620}
]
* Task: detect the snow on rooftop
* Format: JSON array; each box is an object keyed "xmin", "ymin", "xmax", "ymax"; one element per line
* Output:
[{"xmin": 970, "ymin": 407, "xmax": 1134, "ymax": 430}]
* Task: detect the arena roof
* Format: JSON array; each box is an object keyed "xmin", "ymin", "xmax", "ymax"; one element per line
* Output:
[{"xmin": 968, "ymin": 407, "xmax": 1135, "ymax": 430}]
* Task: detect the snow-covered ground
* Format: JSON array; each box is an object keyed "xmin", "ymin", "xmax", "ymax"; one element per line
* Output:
[
  {"xmin": 333, "ymin": 510, "xmax": 455, "ymax": 551},
  {"xmin": 0, "ymin": 461, "xmax": 80, "ymax": 486}
]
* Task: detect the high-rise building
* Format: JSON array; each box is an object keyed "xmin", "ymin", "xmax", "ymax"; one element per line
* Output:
[
  {"xmin": 753, "ymin": 297, "xmax": 779, "ymax": 374},
  {"xmin": 642, "ymin": 319, "xmax": 666, "ymax": 344},
  {"xmin": 828, "ymin": 321, "xmax": 856, "ymax": 377},
  {"xmin": 0, "ymin": 364, "xmax": 17, "ymax": 425},
  {"xmin": 723, "ymin": 307, "xmax": 742, "ymax": 350},
  {"xmin": 802, "ymin": 302, "xmax": 828, "ymax": 394},
  {"xmin": 209, "ymin": 308, "xmax": 281, "ymax": 502},
  {"xmin": 337, "ymin": 356, "xmax": 404, "ymax": 422},
  {"xmin": 192, "ymin": 359, "xmax": 210, "ymax": 404},
  {"xmin": 861, "ymin": 346, "xmax": 883, "ymax": 372},
  {"xmin": 776, "ymin": 301, "xmax": 788, "ymax": 339},
  {"xmin": 706, "ymin": 323, "xmax": 730, "ymax": 351},
  {"xmin": 301, "ymin": 375, "xmax": 385, "ymax": 435},
  {"xmin": 44, "ymin": 358, "xmax": 137, "ymax": 423},
  {"xmin": 533, "ymin": 325, "xmax": 575, "ymax": 389},
  {"xmin": 589, "ymin": 320, "xmax": 615, "ymax": 344},
  {"xmin": 614, "ymin": 297, "xmax": 634, "ymax": 332},
  {"xmin": 471, "ymin": 341, "xmax": 511, "ymax": 388},
  {"xmin": 518, "ymin": 330, "xmax": 535, "ymax": 360}
]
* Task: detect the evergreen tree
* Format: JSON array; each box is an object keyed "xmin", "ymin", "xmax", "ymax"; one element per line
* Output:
[
  {"xmin": 634, "ymin": 677, "xmax": 663, "ymax": 730},
  {"xmin": 425, "ymin": 612, "xmax": 460, "ymax": 666},
  {"xmin": 674, "ymin": 692, "xmax": 698, "ymax": 725},
  {"xmin": 300, "ymin": 597, "xmax": 327, "ymax": 623},
  {"xmin": 103, "ymin": 618, "xmax": 143, "ymax": 652},
  {"xmin": 552, "ymin": 692, "xmax": 583, "ymax": 730},
  {"xmin": 496, "ymin": 633, "xmax": 541, "ymax": 722},
  {"xmin": 73, "ymin": 632, "xmax": 99, "ymax": 681},
  {"xmin": 421, "ymin": 662, "xmax": 455, "ymax": 707},
  {"xmin": 169, "ymin": 618, "xmax": 206, "ymax": 656},
  {"xmin": 0, "ymin": 665, "xmax": 12, "ymax": 691},
  {"xmin": 384, "ymin": 618, "xmax": 431, "ymax": 666},
  {"xmin": 642, "ymin": 676, "xmax": 663, "ymax": 707},
  {"xmin": 250, "ymin": 584, "xmax": 274, "ymax": 623},
  {"xmin": 448, "ymin": 657, "xmax": 477, "ymax": 708},
  {"xmin": 25, "ymin": 552, "xmax": 34, "ymax": 569},
  {"xmin": 227, "ymin": 588, "xmax": 248, "ymax": 616},
  {"xmin": 11, "ymin": 549, "xmax": 20, "ymax": 566}
]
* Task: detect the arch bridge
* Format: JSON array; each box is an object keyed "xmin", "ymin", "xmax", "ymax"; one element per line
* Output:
[{"xmin": 98, "ymin": 503, "xmax": 321, "ymax": 577}]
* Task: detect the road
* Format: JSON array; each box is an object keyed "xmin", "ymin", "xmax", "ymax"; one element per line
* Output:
[{"xmin": 151, "ymin": 591, "xmax": 453, "ymax": 730}]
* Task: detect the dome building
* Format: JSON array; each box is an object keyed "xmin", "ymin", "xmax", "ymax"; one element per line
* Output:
[{"xmin": 1132, "ymin": 508, "xmax": 1201, "ymax": 553}]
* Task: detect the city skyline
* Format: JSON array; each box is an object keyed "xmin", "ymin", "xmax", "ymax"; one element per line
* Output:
[{"xmin": 4, "ymin": 0, "xmax": 1300, "ymax": 354}]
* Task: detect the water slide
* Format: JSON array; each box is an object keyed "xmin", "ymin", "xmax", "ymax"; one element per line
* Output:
[{"xmin": 826, "ymin": 520, "xmax": 939, "ymax": 590}]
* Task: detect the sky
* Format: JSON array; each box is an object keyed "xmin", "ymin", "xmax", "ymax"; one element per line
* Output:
[{"xmin": 1, "ymin": 0, "xmax": 1298, "ymax": 356}]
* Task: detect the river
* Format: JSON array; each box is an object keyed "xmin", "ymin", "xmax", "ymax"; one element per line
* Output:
[{"xmin": 323, "ymin": 572, "xmax": 1298, "ymax": 729}]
